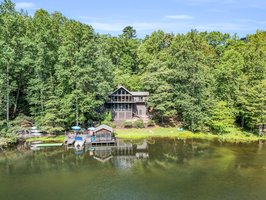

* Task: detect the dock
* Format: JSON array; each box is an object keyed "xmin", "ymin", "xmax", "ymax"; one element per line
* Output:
[{"xmin": 64, "ymin": 135, "xmax": 116, "ymax": 146}]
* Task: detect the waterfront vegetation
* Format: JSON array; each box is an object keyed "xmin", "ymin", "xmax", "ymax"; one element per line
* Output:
[
  {"xmin": 24, "ymin": 127, "xmax": 266, "ymax": 144},
  {"xmin": 0, "ymin": 0, "xmax": 265, "ymax": 145}
]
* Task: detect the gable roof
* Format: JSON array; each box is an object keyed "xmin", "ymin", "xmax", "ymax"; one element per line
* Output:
[
  {"xmin": 109, "ymin": 86, "xmax": 132, "ymax": 96},
  {"xmin": 94, "ymin": 155, "xmax": 113, "ymax": 163},
  {"xmin": 94, "ymin": 124, "xmax": 113, "ymax": 132},
  {"xmin": 109, "ymin": 86, "xmax": 149, "ymax": 96}
]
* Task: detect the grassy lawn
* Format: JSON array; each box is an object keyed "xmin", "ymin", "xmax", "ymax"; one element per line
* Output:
[
  {"xmin": 115, "ymin": 127, "xmax": 191, "ymax": 139},
  {"xmin": 26, "ymin": 135, "xmax": 65, "ymax": 142},
  {"xmin": 115, "ymin": 127, "xmax": 266, "ymax": 143}
]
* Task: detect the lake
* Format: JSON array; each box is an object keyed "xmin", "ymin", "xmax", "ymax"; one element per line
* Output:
[{"xmin": 0, "ymin": 138, "xmax": 266, "ymax": 200}]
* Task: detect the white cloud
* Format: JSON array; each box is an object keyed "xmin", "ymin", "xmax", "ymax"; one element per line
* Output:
[
  {"xmin": 80, "ymin": 15, "xmax": 258, "ymax": 36},
  {"xmin": 87, "ymin": 21, "xmax": 193, "ymax": 32},
  {"xmin": 165, "ymin": 15, "xmax": 193, "ymax": 19},
  {"xmin": 15, "ymin": 2, "xmax": 35, "ymax": 10},
  {"xmin": 85, "ymin": 20, "xmax": 248, "ymax": 33},
  {"xmin": 89, "ymin": 22, "xmax": 161, "ymax": 32}
]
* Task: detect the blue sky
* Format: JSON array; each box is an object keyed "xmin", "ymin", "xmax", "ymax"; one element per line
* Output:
[{"xmin": 11, "ymin": 0, "xmax": 266, "ymax": 37}]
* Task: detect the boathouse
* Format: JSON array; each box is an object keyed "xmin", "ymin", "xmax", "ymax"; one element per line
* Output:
[
  {"xmin": 94, "ymin": 124, "xmax": 114, "ymax": 142},
  {"xmin": 106, "ymin": 86, "xmax": 149, "ymax": 121}
]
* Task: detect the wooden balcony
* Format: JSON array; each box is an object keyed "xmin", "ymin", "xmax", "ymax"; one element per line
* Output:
[
  {"xmin": 107, "ymin": 100, "xmax": 135, "ymax": 103},
  {"xmin": 107, "ymin": 99, "xmax": 146, "ymax": 103}
]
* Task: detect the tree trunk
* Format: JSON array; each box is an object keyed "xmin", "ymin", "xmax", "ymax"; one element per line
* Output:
[
  {"xmin": 259, "ymin": 125, "xmax": 262, "ymax": 136},
  {"xmin": 40, "ymin": 88, "xmax": 44, "ymax": 113},
  {"xmin": 76, "ymin": 96, "xmax": 79, "ymax": 126},
  {"xmin": 13, "ymin": 86, "xmax": 20, "ymax": 117},
  {"xmin": 241, "ymin": 115, "xmax": 244, "ymax": 128}
]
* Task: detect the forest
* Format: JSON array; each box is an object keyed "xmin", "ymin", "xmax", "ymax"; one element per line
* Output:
[{"xmin": 0, "ymin": 0, "xmax": 265, "ymax": 139}]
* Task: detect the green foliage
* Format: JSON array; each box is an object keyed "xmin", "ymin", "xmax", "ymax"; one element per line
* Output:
[
  {"xmin": 121, "ymin": 26, "xmax": 137, "ymax": 39},
  {"xmin": 0, "ymin": 0, "xmax": 265, "ymax": 140},
  {"xmin": 0, "ymin": 114, "xmax": 33, "ymax": 143},
  {"xmin": 100, "ymin": 121, "xmax": 116, "ymax": 128},
  {"xmin": 134, "ymin": 119, "xmax": 145, "ymax": 128},
  {"xmin": 215, "ymin": 49, "xmax": 244, "ymax": 104},
  {"xmin": 241, "ymin": 80, "xmax": 266, "ymax": 133},
  {"xmin": 122, "ymin": 121, "xmax": 133, "ymax": 128},
  {"xmin": 143, "ymin": 62, "xmax": 177, "ymax": 122},
  {"xmin": 209, "ymin": 101, "xmax": 236, "ymax": 134},
  {"xmin": 103, "ymin": 111, "xmax": 112, "ymax": 122},
  {"xmin": 147, "ymin": 120, "xmax": 156, "ymax": 127},
  {"xmin": 100, "ymin": 111, "xmax": 116, "ymax": 128}
]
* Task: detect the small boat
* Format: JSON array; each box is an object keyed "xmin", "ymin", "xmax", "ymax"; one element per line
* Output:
[
  {"xmin": 64, "ymin": 136, "xmax": 75, "ymax": 145},
  {"xmin": 75, "ymin": 149, "xmax": 84, "ymax": 155},
  {"xmin": 31, "ymin": 141, "xmax": 42, "ymax": 144},
  {"xmin": 30, "ymin": 146, "xmax": 40, "ymax": 151},
  {"xmin": 74, "ymin": 136, "xmax": 85, "ymax": 150},
  {"xmin": 30, "ymin": 126, "xmax": 43, "ymax": 136}
]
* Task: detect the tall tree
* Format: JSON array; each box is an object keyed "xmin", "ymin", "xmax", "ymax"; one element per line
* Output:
[
  {"xmin": 55, "ymin": 20, "xmax": 113, "ymax": 126},
  {"xmin": 169, "ymin": 31, "xmax": 215, "ymax": 131}
]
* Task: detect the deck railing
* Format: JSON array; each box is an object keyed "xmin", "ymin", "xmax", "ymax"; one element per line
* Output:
[{"xmin": 107, "ymin": 100, "xmax": 135, "ymax": 103}]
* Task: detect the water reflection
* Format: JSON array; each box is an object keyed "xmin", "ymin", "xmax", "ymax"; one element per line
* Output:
[
  {"xmin": 1, "ymin": 139, "xmax": 266, "ymax": 200},
  {"xmin": 2, "ymin": 139, "xmax": 266, "ymax": 172},
  {"xmin": 72, "ymin": 139, "xmax": 150, "ymax": 169}
]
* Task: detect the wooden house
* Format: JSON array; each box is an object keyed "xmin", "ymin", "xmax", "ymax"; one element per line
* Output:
[{"xmin": 106, "ymin": 86, "xmax": 149, "ymax": 121}]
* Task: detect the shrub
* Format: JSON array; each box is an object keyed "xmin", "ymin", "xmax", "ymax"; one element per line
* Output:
[
  {"xmin": 103, "ymin": 111, "xmax": 112, "ymax": 122},
  {"xmin": 147, "ymin": 120, "xmax": 155, "ymax": 127},
  {"xmin": 122, "ymin": 121, "xmax": 133, "ymax": 128},
  {"xmin": 134, "ymin": 119, "xmax": 145, "ymax": 128},
  {"xmin": 101, "ymin": 120, "xmax": 116, "ymax": 128}
]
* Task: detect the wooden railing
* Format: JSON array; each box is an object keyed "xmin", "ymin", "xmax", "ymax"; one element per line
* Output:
[{"xmin": 107, "ymin": 100, "xmax": 135, "ymax": 103}]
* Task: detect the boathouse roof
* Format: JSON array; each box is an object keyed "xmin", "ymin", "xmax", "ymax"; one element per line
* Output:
[{"xmin": 94, "ymin": 124, "xmax": 113, "ymax": 133}]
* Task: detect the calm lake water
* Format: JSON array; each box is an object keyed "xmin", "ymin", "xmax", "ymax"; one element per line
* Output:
[{"xmin": 1, "ymin": 139, "xmax": 266, "ymax": 200}]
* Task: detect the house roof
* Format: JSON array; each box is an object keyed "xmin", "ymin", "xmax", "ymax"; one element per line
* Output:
[
  {"xmin": 94, "ymin": 155, "xmax": 113, "ymax": 163},
  {"xmin": 131, "ymin": 92, "xmax": 149, "ymax": 96},
  {"xmin": 109, "ymin": 86, "xmax": 132, "ymax": 96},
  {"xmin": 109, "ymin": 86, "xmax": 149, "ymax": 96},
  {"xmin": 94, "ymin": 124, "xmax": 113, "ymax": 132}
]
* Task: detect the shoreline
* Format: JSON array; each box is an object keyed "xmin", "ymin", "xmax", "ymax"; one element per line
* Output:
[
  {"xmin": 21, "ymin": 127, "xmax": 266, "ymax": 144},
  {"xmin": 115, "ymin": 127, "xmax": 266, "ymax": 143}
]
